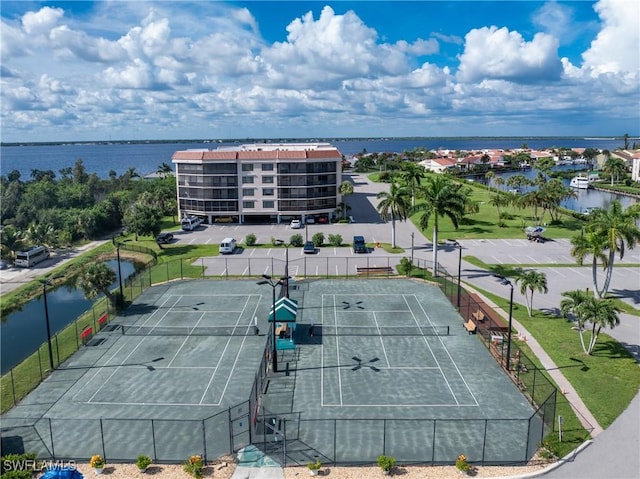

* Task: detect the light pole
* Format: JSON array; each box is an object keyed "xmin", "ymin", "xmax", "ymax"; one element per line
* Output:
[
  {"xmin": 447, "ymin": 239, "xmax": 462, "ymax": 309},
  {"xmin": 257, "ymin": 274, "xmax": 287, "ymax": 373},
  {"xmin": 496, "ymin": 275, "xmax": 514, "ymax": 371},
  {"xmin": 274, "ymin": 239, "xmax": 291, "ymax": 298},
  {"xmin": 40, "ymin": 280, "xmax": 55, "ymax": 371}
]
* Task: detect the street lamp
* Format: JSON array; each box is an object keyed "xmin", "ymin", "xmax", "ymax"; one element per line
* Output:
[
  {"xmin": 257, "ymin": 274, "xmax": 287, "ymax": 373},
  {"xmin": 274, "ymin": 239, "xmax": 291, "ymax": 298},
  {"xmin": 495, "ymin": 275, "xmax": 514, "ymax": 371},
  {"xmin": 39, "ymin": 279, "xmax": 55, "ymax": 371},
  {"xmin": 447, "ymin": 239, "xmax": 462, "ymax": 309}
]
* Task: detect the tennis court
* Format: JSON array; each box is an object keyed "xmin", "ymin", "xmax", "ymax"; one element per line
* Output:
[
  {"xmin": 260, "ymin": 280, "xmax": 544, "ymax": 465},
  {"xmin": 2, "ymin": 280, "xmax": 273, "ymax": 461}
]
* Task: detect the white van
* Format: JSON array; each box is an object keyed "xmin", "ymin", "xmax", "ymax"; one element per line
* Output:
[
  {"xmin": 220, "ymin": 238, "xmax": 237, "ymax": 255},
  {"xmin": 181, "ymin": 216, "xmax": 203, "ymax": 231}
]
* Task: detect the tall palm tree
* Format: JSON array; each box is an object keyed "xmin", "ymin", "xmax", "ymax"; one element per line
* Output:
[
  {"xmin": 570, "ymin": 232, "xmax": 609, "ymax": 298},
  {"xmin": 489, "ymin": 194, "xmax": 509, "ymax": 226},
  {"xmin": 338, "ymin": 180, "xmax": 354, "ymax": 219},
  {"xmin": 515, "ymin": 268, "xmax": 548, "ymax": 317},
  {"xmin": 376, "ymin": 182, "xmax": 410, "ymax": 249},
  {"xmin": 485, "ymin": 170, "xmax": 495, "ymax": 190},
  {"xmin": 77, "ymin": 263, "xmax": 118, "ymax": 309},
  {"xmin": 560, "ymin": 290, "xmax": 591, "ymax": 354},
  {"xmin": 602, "ymin": 157, "xmax": 627, "ymax": 186},
  {"xmin": 586, "ymin": 200, "xmax": 640, "ymax": 296},
  {"xmin": 0, "ymin": 225, "xmax": 23, "ymax": 261},
  {"xmin": 400, "ymin": 162, "xmax": 424, "ymax": 206},
  {"xmin": 494, "ymin": 176, "xmax": 505, "ymax": 191},
  {"xmin": 411, "ymin": 175, "xmax": 467, "ymax": 275}
]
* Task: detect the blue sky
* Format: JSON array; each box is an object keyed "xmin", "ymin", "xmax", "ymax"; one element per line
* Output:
[{"xmin": 1, "ymin": 1, "xmax": 638, "ymax": 142}]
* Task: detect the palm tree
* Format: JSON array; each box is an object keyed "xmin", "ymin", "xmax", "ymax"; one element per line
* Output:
[
  {"xmin": 411, "ymin": 175, "xmax": 468, "ymax": 275},
  {"xmin": 494, "ymin": 176, "xmax": 505, "ymax": 191},
  {"xmin": 570, "ymin": 232, "xmax": 609, "ymax": 298},
  {"xmin": 560, "ymin": 290, "xmax": 592, "ymax": 354},
  {"xmin": 400, "ymin": 162, "xmax": 424, "ymax": 206},
  {"xmin": 338, "ymin": 180, "xmax": 354, "ymax": 219},
  {"xmin": 514, "ymin": 269, "xmax": 548, "ymax": 317},
  {"xmin": 376, "ymin": 182, "xmax": 410, "ymax": 249},
  {"xmin": 602, "ymin": 157, "xmax": 627, "ymax": 186},
  {"xmin": 489, "ymin": 194, "xmax": 509, "ymax": 226},
  {"xmin": 25, "ymin": 222, "xmax": 55, "ymax": 248},
  {"xmin": 577, "ymin": 296, "xmax": 621, "ymax": 355},
  {"xmin": 485, "ymin": 170, "xmax": 495, "ymax": 190},
  {"xmin": 77, "ymin": 263, "xmax": 118, "ymax": 309},
  {"xmin": 586, "ymin": 200, "xmax": 640, "ymax": 296},
  {"xmin": 156, "ymin": 162, "xmax": 173, "ymax": 179},
  {"xmin": 0, "ymin": 225, "xmax": 23, "ymax": 261}
]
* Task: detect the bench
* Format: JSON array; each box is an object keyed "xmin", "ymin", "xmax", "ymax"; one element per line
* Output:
[
  {"xmin": 472, "ymin": 310, "xmax": 486, "ymax": 323},
  {"xmin": 356, "ymin": 266, "xmax": 394, "ymax": 275},
  {"xmin": 464, "ymin": 319, "xmax": 477, "ymax": 334}
]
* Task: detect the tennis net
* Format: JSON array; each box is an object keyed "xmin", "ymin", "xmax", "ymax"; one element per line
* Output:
[
  {"xmin": 315, "ymin": 325, "xmax": 450, "ymax": 336},
  {"xmin": 120, "ymin": 324, "xmax": 258, "ymax": 336}
]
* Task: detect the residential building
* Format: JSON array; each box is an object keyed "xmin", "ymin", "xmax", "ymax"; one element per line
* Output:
[{"xmin": 171, "ymin": 143, "xmax": 342, "ymax": 224}]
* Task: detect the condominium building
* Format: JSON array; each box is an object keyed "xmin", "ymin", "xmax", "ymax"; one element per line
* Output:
[{"xmin": 171, "ymin": 143, "xmax": 343, "ymax": 224}]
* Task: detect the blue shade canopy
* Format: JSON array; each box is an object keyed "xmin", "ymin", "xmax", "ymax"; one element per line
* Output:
[
  {"xmin": 268, "ymin": 297, "xmax": 298, "ymax": 323},
  {"xmin": 41, "ymin": 467, "xmax": 84, "ymax": 479}
]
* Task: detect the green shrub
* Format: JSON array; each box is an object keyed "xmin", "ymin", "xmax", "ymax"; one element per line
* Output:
[
  {"xmin": 328, "ymin": 234, "xmax": 342, "ymax": 247},
  {"xmin": 377, "ymin": 455, "xmax": 395, "ymax": 472},
  {"xmin": 312, "ymin": 232, "xmax": 325, "ymax": 247},
  {"xmin": 1, "ymin": 454, "xmax": 38, "ymax": 478},
  {"xmin": 245, "ymin": 233, "xmax": 257, "ymax": 246},
  {"xmin": 290, "ymin": 234, "xmax": 304, "ymax": 247},
  {"xmin": 136, "ymin": 455, "xmax": 152, "ymax": 471},
  {"xmin": 183, "ymin": 455, "xmax": 204, "ymax": 479},
  {"xmin": 398, "ymin": 257, "xmax": 413, "ymax": 276}
]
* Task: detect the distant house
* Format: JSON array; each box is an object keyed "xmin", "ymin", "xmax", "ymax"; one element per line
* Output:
[
  {"xmin": 632, "ymin": 157, "xmax": 640, "ymax": 183},
  {"xmin": 418, "ymin": 157, "xmax": 456, "ymax": 173}
]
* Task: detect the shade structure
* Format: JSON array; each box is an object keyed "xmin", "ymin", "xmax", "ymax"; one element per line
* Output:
[{"xmin": 268, "ymin": 297, "xmax": 298, "ymax": 323}]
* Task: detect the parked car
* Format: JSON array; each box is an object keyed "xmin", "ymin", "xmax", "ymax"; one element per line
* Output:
[
  {"xmin": 305, "ymin": 216, "xmax": 315, "ymax": 224},
  {"xmin": 318, "ymin": 216, "xmax": 328, "ymax": 224},
  {"xmin": 303, "ymin": 241, "xmax": 316, "ymax": 254},
  {"xmin": 0, "ymin": 260, "xmax": 9, "ymax": 270},
  {"xmin": 290, "ymin": 219, "xmax": 302, "ymax": 229},
  {"xmin": 353, "ymin": 236, "xmax": 367, "ymax": 254},
  {"xmin": 156, "ymin": 232, "xmax": 174, "ymax": 244}
]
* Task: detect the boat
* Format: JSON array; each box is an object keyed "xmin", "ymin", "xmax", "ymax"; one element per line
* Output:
[{"xmin": 570, "ymin": 176, "xmax": 592, "ymax": 189}]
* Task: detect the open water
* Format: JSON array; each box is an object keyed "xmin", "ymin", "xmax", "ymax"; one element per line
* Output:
[{"xmin": 0, "ymin": 137, "xmax": 625, "ymax": 179}]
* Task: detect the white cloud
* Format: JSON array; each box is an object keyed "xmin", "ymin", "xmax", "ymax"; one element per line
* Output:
[
  {"xmin": 21, "ymin": 6, "xmax": 63, "ymax": 36},
  {"xmin": 581, "ymin": 0, "xmax": 639, "ymax": 75},
  {"xmin": 457, "ymin": 26, "xmax": 562, "ymax": 83},
  {"xmin": 532, "ymin": 1, "xmax": 576, "ymax": 44}
]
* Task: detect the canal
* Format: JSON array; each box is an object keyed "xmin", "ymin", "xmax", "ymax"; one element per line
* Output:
[{"xmin": 0, "ymin": 259, "xmax": 136, "ymax": 374}]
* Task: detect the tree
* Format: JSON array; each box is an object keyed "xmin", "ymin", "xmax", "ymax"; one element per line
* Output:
[
  {"xmin": 485, "ymin": 170, "xmax": 495, "ymax": 189},
  {"xmin": 489, "ymin": 194, "xmax": 509, "ymax": 226},
  {"xmin": 570, "ymin": 295, "xmax": 621, "ymax": 355},
  {"xmin": 585, "ymin": 200, "xmax": 640, "ymax": 297},
  {"xmin": 338, "ymin": 180, "xmax": 354, "ymax": 219},
  {"xmin": 411, "ymin": 175, "xmax": 468, "ymax": 274},
  {"xmin": 560, "ymin": 290, "xmax": 592, "ymax": 354},
  {"xmin": 400, "ymin": 162, "xmax": 425, "ymax": 206},
  {"xmin": 376, "ymin": 183, "xmax": 410, "ymax": 249},
  {"xmin": 602, "ymin": 157, "xmax": 627, "ymax": 186},
  {"xmin": 0, "ymin": 225, "xmax": 23, "ymax": 260},
  {"xmin": 77, "ymin": 262, "xmax": 118, "ymax": 309},
  {"xmin": 514, "ymin": 269, "xmax": 548, "ymax": 317},
  {"xmin": 494, "ymin": 176, "xmax": 505, "ymax": 191},
  {"xmin": 156, "ymin": 162, "xmax": 173, "ymax": 179},
  {"xmin": 122, "ymin": 201, "xmax": 162, "ymax": 240},
  {"xmin": 25, "ymin": 222, "xmax": 55, "ymax": 248},
  {"xmin": 570, "ymin": 232, "xmax": 609, "ymax": 298}
]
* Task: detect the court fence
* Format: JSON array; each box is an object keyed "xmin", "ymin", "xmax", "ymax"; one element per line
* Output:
[{"xmin": 2, "ymin": 254, "xmax": 558, "ymax": 466}]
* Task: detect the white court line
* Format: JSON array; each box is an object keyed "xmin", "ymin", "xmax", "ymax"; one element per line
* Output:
[
  {"xmin": 411, "ymin": 294, "xmax": 479, "ymax": 407},
  {"xmin": 167, "ymin": 311, "xmax": 206, "ymax": 368},
  {"xmin": 373, "ymin": 311, "xmax": 391, "ymax": 368},
  {"xmin": 333, "ymin": 295, "xmax": 344, "ymax": 407},
  {"xmin": 492, "ymin": 256, "xmax": 503, "ymax": 264},
  {"xmin": 321, "ymin": 403, "xmax": 479, "ymax": 407},
  {"xmin": 87, "ymin": 338, "xmax": 147, "ymax": 403},
  {"xmin": 321, "ymin": 296, "xmax": 325, "ymax": 406},
  {"xmin": 207, "ymin": 296, "xmax": 262, "ymax": 405},
  {"xmin": 72, "ymin": 340, "xmax": 133, "ymax": 401},
  {"xmin": 403, "ymin": 295, "xmax": 458, "ymax": 405},
  {"xmin": 86, "ymin": 400, "xmax": 218, "ymax": 406},
  {"xmin": 199, "ymin": 295, "xmax": 253, "ymax": 405},
  {"xmin": 142, "ymin": 295, "xmax": 182, "ymax": 329}
]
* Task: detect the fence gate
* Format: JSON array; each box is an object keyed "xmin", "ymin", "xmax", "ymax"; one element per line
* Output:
[{"xmin": 229, "ymin": 403, "xmax": 251, "ymax": 453}]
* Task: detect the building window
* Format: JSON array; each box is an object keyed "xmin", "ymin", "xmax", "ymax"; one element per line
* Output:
[
  {"xmin": 243, "ymin": 188, "xmax": 255, "ymax": 196},
  {"xmin": 263, "ymin": 200, "xmax": 275, "ymax": 208},
  {"xmin": 263, "ymin": 188, "xmax": 274, "ymax": 196},
  {"xmin": 262, "ymin": 176, "xmax": 274, "ymax": 184},
  {"xmin": 242, "ymin": 176, "xmax": 254, "ymax": 184},
  {"xmin": 242, "ymin": 164, "xmax": 254, "ymax": 172},
  {"xmin": 243, "ymin": 201, "xmax": 255, "ymax": 209},
  {"xmin": 261, "ymin": 163, "xmax": 274, "ymax": 171}
]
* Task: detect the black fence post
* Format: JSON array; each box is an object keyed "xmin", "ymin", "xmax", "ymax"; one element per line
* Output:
[
  {"xmin": 431, "ymin": 420, "xmax": 437, "ymax": 464},
  {"xmin": 532, "ymin": 369, "xmax": 537, "ymax": 405},
  {"xmin": 100, "ymin": 418, "xmax": 106, "ymax": 459},
  {"xmin": 151, "ymin": 419, "xmax": 158, "ymax": 460},
  {"xmin": 49, "ymin": 418, "xmax": 55, "ymax": 460},
  {"xmin": 333, "ymin": 420, "xmax": 337, "ymax": 465},
  {"xmin": 202, "ymin": 419, "xmax": 208, "ymax": 463},
  {"xmin": 481, "ymin": 419, "xmax": 488, "ymax": 463}
]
